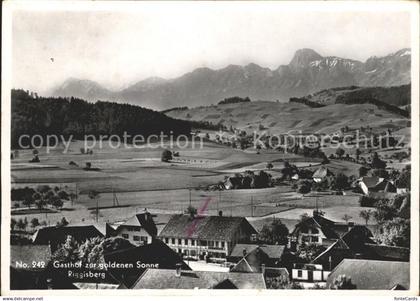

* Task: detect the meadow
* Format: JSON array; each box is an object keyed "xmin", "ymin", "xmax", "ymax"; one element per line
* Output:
[{"xmin": 11, "ymin": 138, "xmax": 378, "ymax": 229}]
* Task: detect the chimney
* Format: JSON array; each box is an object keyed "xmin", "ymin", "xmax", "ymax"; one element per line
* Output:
[
  {"xmin": 261, "ymin": 264, "xmax": 266, "ymax": 275},
  {"xmin": 175, "ymin": 263, "xmax": 182, "ymax": 277}
]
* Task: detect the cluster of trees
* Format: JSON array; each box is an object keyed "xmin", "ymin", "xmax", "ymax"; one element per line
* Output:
[
  {"xmin": 11, "ymin": 185, "xmax": 75, "ymax": 211},
  {"xmin": 359, "ymin": 194, "xmax": 411, "ymax": 248},
  {"xmin": 11, "ymin": 89, "xmax": 192, "ymax": 148},
  {"xmin": 259, "ymin": 219, "xmax": 289, "ymax": 245},
  {"xmin": 224, "ymin": 170, "xmax": 273, "ymax": 189},
  {"xmin": 218, "ymin": 96, "xmax": 251, "ymax": 105},
  {"xmin": 52, "ymin": 236, "xmax": 133, "ymax": 266}
]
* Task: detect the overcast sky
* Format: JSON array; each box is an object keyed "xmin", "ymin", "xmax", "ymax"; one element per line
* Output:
[{"xmin": 11, "ymin": 2, "xmax": 412, "ymax": 94}]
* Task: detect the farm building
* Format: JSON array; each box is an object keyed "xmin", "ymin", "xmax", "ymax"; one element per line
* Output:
[
  {"xmin": 228, "ymin": 244, "xmax": 286, "ymax": 267},
  {"xmin": 357, "ymin": 176, "xmax": 397, "ymax": 196},
  {"xmin": 290, "ymin": 211, "xmax": 373, "ymax": 251},
  {"xmin": 158, "ymin": 214, "xmax": 257, "ymax": 262}
]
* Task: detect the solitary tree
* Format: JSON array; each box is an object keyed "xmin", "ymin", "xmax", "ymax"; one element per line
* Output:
[
  {"xmin": 185, "ymin": 205, "xmax": 197, "ymax": 219},
  {"xmin": 30, "ymin": 218, "xmax": 40, "ymax": 228},
  {"xmin": 342, "ymin": 214, "xmax": 352, "ymax": 223},
  {"xmin": 359, "ymin": 209, "xmax": 372, "ymax": 225},
  {"xmin": 266, "ymin": 162, "xmax": 274, "ymax": 170},
  {"xmin": 335, "ymin": 148, "xmax": 345, "ymax": 158},
  {"xmin": 161, "ymin": 149, "xmax": 173, "ymax": 162}
]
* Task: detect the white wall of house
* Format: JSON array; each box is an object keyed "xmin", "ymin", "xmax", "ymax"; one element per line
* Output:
[
  {"xmin": 292, "ymin": 269, "xmax": 308, "ymax": 281},
  {"xmin": 118, "ymin": 227, "xmax": 152, "ymax": 246}
]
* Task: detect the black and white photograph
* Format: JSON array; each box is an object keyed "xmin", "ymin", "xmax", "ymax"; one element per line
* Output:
[{"xmin": 1, "ymin": 0, "xmax": 419, "ymax": 295}]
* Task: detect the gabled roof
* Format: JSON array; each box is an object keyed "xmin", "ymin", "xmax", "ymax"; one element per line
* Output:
[
  {"xmin": 326, "ymin": 259, "xmax": 410, "ymax": 290},
  {"xmin": 312, "ymin": 166, "xmax": 333, "ymax": 179},
  {"xmin": 360, "ymin": 176, "xmax": 383, "ymax": 188},
  {"xmin": 104, "ymin": 239, "xmax": 190, "ymax": 288},
  {"xmin": 373, "ymin": 180, "xmax": 397, "ymax": 193},
  {"xmin": 131, "ymin": 269, "xmax": 266, "ymax": 289},
  {"xmin": 119, "ymin": 212, "xmax": 158, "ymax": 237},
  {"xmin": 32, "ymin": 225, "xmax": 104, "ymax": 245},
  {"xmin": 231, "ymin": 247, "xmax": 269, "ymax": 273},
  {"xmin": 10, "ymin": 245, "xmax": 51, "ymax": 270},
  {"xmin": 312, "ymin": 238, "xmax": 350, "ymax": 263},
  {"xmin": 158, "ymin": 214, "xmax": 256, "ymax": 241},
  {"xmin": 292, "ymin": 214, "xmax": 339, "ymax": 239},
  {"xmin": 364, "ymin": 244, "xmax": 410, "ymax": 262},
  {"xmin": 230, "ymin": 244, "xmax": 285, "ymax": 260}
]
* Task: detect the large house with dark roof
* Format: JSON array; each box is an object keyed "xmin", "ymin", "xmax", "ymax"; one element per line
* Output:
[
  {"xmin": 158, "ymin": 214, "xmax": 257, "ymax": 261},
  {"xmin": 228, "ymin": 244, "xmax": 286, "ymax": 267},
  {"xmin": 106, "ymin": 211, "xmax": 169, "ymax": 246},
  {"xmin": 326, "ymin": 259, "xmax": 410, "ymax": 290},
  {"xmin": 289, "ymin": 211, "xmax": 376, "ymax": 250}
]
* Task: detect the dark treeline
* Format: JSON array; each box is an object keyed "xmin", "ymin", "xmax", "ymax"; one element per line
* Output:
[
  {"xmin": 11, "ymin": 89, "xmax": 191, "ymax": 148},
  {"xmin": 160, "ymin": 106, "xmax": 189, "ymax": 114},
  {"xmin": 218, "ymin": 96, "xmax": 251, "ymax": 105},
  {"xmin": 289, "ymin": 97, "xmax": 326, "ymax": 108}
]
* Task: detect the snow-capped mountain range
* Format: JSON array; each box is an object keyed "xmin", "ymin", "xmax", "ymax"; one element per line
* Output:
[{"xmin": 49, "ymin": 48, "xmax": 411, "ymax": 110}]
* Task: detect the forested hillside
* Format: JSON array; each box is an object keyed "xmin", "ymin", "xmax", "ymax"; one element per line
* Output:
[{"xmin": 11, "ymin": 89, "xmax": 191, "ymax": 148}]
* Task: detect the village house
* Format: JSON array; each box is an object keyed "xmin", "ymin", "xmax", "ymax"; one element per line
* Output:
[
  {"xmin": 290, "ymin": 211, "xmax": 353, "ymax": 249},
  {"xmin": 326, "ymin": 259, "xmax": 410, "ymax": 290},
  {"xmin": 291, "ymin": 263, "xmax": 330, "ymax": 283},
  {"xmin": 106, "ymin": 211, "xmax": 169, "ymax": 246},
  {"xmin": 357, "ymin": 176, "xmax": 397, "ymax": 196},
  {"xmin": 128, "ymin": 267, "xmax": 266, "ymax": 289},
  {"xmin": 158, "ymin": 214, "xmax": 257, "ymax": 262},
  {"xmin": 228, "ymin": 243, "xmax": 286, "ymax": 267}
]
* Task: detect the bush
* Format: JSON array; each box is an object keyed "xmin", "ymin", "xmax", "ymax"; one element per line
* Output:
[
  {"xmin": 298, "ymin": 180, "xmax": 312, "ymax": 194},
  {"xmin": 161, "ymin": 149, "xmax": 173, "ymax": 162},
  {"xmin": 359, "ymin": 196, "xmax": 378, "ymax": 207}
]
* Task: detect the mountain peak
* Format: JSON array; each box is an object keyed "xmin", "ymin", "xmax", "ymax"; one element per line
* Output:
[{"xmin": 289, "ymin": 48, "xmax": 323, "ymax": 69}]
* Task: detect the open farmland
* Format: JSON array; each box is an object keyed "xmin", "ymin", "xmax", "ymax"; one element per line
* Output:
[{"xmin": 10, "ymin": 136, "xmax": 371, "ymax": 228}]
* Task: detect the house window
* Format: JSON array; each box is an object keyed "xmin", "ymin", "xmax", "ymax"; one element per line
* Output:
[
  {"xmin": 311, "ymin": 236, "xmax": 319, "ymax": 243},
  {"xmin": 221, "ymin": 241, "xmax": 225, "ymax": 248},
  {"xmin": 200, "ymin": 240, "xmax": 207, "ymax": 246},
  {"xmin": 122, "ymin": 234, "xmax": 129, "ymax": 239},
  {"xmin": 172, "ymin": 238, "xmax": 175, "ymax": 244},
  {"xmin": 165, "ymin": 238, "xmax": 169, "ymax": 244},
  {"xmin": 133, "ymin": 235, "xmax": 140, "ymax": 241},
  {"xmin": 193, "ymin": 240, "xmax": 196, "ymax": 246},
  {"xmin": 298, "ymin": 270, "xmax": 303, "ymax": 277},
  {"xmin": 140, "ymin": 236, "xmax": 148, "ymax": 243},
  {"xmin": 178, "ymin": 239, "xmax": 182, "ymax": 245}
]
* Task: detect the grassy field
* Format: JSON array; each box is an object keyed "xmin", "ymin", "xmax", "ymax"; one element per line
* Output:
[{"xmin": 11, "ymin": 138, "xmax": 376, "ymax": 230}]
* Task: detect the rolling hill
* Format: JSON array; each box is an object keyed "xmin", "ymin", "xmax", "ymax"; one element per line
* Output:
[
  {"xmin": 49, "ymin": 48, "xmax": 411, "ymax": 111},
  {"xmin": 165, "ymin": 100, "xmax": 409, "ymax": 135},
  {"xmin": 289, "ymin": 84, "xmax": 410, "ymax": 117}
]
